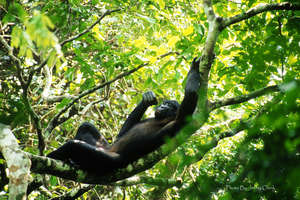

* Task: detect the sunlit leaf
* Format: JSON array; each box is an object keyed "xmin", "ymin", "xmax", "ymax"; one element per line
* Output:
[
  {"xmin": 183, "ymin": 26, "xmax": 194, "ymax": 36},
  {"xmin": 167, "ymin": 35, "xmax": 180, "ymax": 48},
  {"xmin": 287, "ymin": 55, "xmax": 298, "ymax": 65},
  {"xmin": 133, "ymin": 36, "xmax": 147, "ymax": 49},
  {"xmin": 11, "ymin": 26, "xmax": 22, "ymax": 48},
  {"xmin": 156, "ymin": 0, "xmax": 165, "ymax": 9}
]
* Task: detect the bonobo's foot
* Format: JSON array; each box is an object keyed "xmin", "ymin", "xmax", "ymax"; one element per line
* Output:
[
  {"xmin": 191, "ymin": 57, "xmax": 200, "ymax": 72},
  {"xmin": 142, "ymin": 91, "xmax": 158, "ymax": 106}
]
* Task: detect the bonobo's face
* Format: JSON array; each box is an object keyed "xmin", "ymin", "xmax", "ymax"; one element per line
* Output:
[{"xmin": 155, "ymin": 100, "xmax": 180, "ymax": 120}]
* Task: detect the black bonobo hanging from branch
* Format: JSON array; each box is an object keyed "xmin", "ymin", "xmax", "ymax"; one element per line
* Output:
[{"xmin": 48, "ymin": 57, "xmax": 200, "ymax": 175}]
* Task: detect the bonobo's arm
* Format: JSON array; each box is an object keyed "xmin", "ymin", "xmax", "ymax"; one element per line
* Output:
[
  {"xmin": 175, "ymin": 57, "xmax": 200, "ymax": 124},
  {"xmin": 117, "ymin": 91, "xmax": 157, "ymax": 139}
]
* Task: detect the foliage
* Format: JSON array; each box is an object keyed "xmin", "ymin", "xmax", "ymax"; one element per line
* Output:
[{"xmin": 0, "ymin": 0, "xmax": 299, "ymax": 199}]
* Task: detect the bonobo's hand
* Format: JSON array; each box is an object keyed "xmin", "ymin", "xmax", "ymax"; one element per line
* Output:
[
  {"xmin": 142, "ymin": 91, "xmax": 158, "ymax": 106},
  {"xmin": 190, "ymin": 57, "xmax": 200, "ymax": 73}
]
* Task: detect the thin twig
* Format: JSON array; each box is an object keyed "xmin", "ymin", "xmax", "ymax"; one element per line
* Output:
[
  {"xmin": 0, "ymin": 35, "xmax": 25, "ymax": 84},
  {"xmin": 60, "ymin": 9, "xmax": 121, "ymax": 47}
]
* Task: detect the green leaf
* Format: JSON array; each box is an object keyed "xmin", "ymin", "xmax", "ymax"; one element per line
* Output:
[
  {"xmin": 80, "ymin": 78, "xmax": 95, "ymax": 90},
  {"xmin": 56, "ymin": 98, "xmax": 72, "ymax": 110},
  {"xmin": 81, "ymin": 63, "xmax": 95, "ymax": 77},
  {"xmin": 49, "ymin": 176, "xmax": 58, "ymax": 186},
  {"xmin": 11, "ymin": 26, "xmax": 22, "ymax": 48},
  {"xmin": 4, "ymin": 3, "xmax": 28, "ymax": 22}
]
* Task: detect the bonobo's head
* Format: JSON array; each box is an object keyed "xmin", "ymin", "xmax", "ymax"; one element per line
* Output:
[{"xmin": 155, "ymin": 100, "xmax": 180, "ymax": 120}]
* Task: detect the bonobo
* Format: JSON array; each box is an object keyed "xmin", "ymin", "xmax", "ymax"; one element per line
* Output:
[{"xmin": 48, "ymin": 58, "xmax": 200, "ymax": 175}]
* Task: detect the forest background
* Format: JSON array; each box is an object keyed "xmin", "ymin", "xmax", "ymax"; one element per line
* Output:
[{"xmin": 0, "ymin": 0, "xmax": 300, "ymax": 199}]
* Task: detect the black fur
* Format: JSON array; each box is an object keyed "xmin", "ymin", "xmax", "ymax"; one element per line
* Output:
[
  {"xmin": 47, "ymin": 58, "xmax": 200, "ymax": 174},
  {"xmin": 155, "ymin": 100, "xmax": 180, "ymax": 119}
]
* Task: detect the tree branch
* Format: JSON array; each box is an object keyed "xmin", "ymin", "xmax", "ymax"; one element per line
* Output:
[
  {"xmin": 0, "ymin": 34, "xmax": 45, "ymax": 155},
  {"xmin": 203, "ymin": 0, "xmax": 221, "ymax": 56},
  {"xmin": 0, "ymin": 35, "xmax": 25, "ymax": 85},
  {"xmin": 60, "ymin": 9, "xmax": 121, "ymax": 47},
  {"xmin": 22, "ymin": 94, "xmax": 45, "ymax": 155},
  {"xmin": 0, "ymin": 124, "xmax": 31, "ymax": 200},
  {"xmin": 183, "ymin": 119, "xmax": 248, "ymax": 167},
  {"xmin": 222, "ymin": 2, "xmax": 300, "ymax": 29},
  {"xmin": 50, "ymin": 185, "xmax": 95, "ymax": 200},
  {"xmin": 203, "ymin": 0, "xmax": 216, "ymax": 23},
  {"xmin": 30, "ymin": 141, "xmax": 172, "ymax": 184},
  {"xmin": 50, "ymin": 176, "xmax": 181, "ymax": 200},
  {"xmin": 210, "ymin": 85, "xmax": 280, "ymax": 111},
  {"xmin": 111, "ymin": 176, "xmax": 182, "ymax": 187},
  {"xmin": 184, "ymin": 93, "xmax": 283, "ymax": 167},
  {"xmin": 196, "ymin": 0, "xmax": 222, "ymax": 123}
]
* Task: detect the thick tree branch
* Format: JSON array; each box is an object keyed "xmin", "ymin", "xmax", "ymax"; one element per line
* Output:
[
  {"xmin": 43, "ymin": 95, "xmax": 77, "ymax": 103},
  {"xmin": 29, "ymin": 154, "xmax": 86, "ymax": 181},
  {"xmin": 31, "ymin": 139, "xmax": 182, "ymax": 184},
  {"xmin": 210, "ymin": 85, "xmax": 280, "ymax": 110},
  {"xmin": 0, "ymin": 124, "xmax": 31, "ymax": 200},
  {"xmin": 28, "ymin": 151, "xmax": 142, "ymax": 184},
  {"xmin": 222, "ymin": 2, "xmax": 300, "ymax": 29},
  {"xmin": 196, "ymin": 0, "xmax": 222, "ymax": 122},
  {"xmin": 60, "ymin": 9, "xmax": 121, "ymax": 47},
  {"xmin": 203, "ymin": 0, "xmax": 221, "ymax": 56},
  {"xmin": 203, "ymin": 0, "xmax": 216, "ymax": 23},
  {"xmin": 30, "ymin": 144, "xmax": 176, "ymax": 184}
]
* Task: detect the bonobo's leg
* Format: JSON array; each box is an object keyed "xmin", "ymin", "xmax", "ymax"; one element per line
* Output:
[
  {"xmin": 47, "ymin": 142, "xmax": 70, "ymax": 162},
  {"xmin": 47, "ymin": 140, "xmax": 123, "ymax": 172},
  {"xmin": 154, "ymin": 57, "xmax": 200, "ymax": 139},
  {"xmin": 175, "ymin": 57, "xmax": 200, "ymax": 124},
  {"xmin": 75, "ymin": 122, "xmax": 110, "ymax": 148},
  {"xmin": 117, "ymin": 91, "xmax": 157, "ymax": 139}
]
